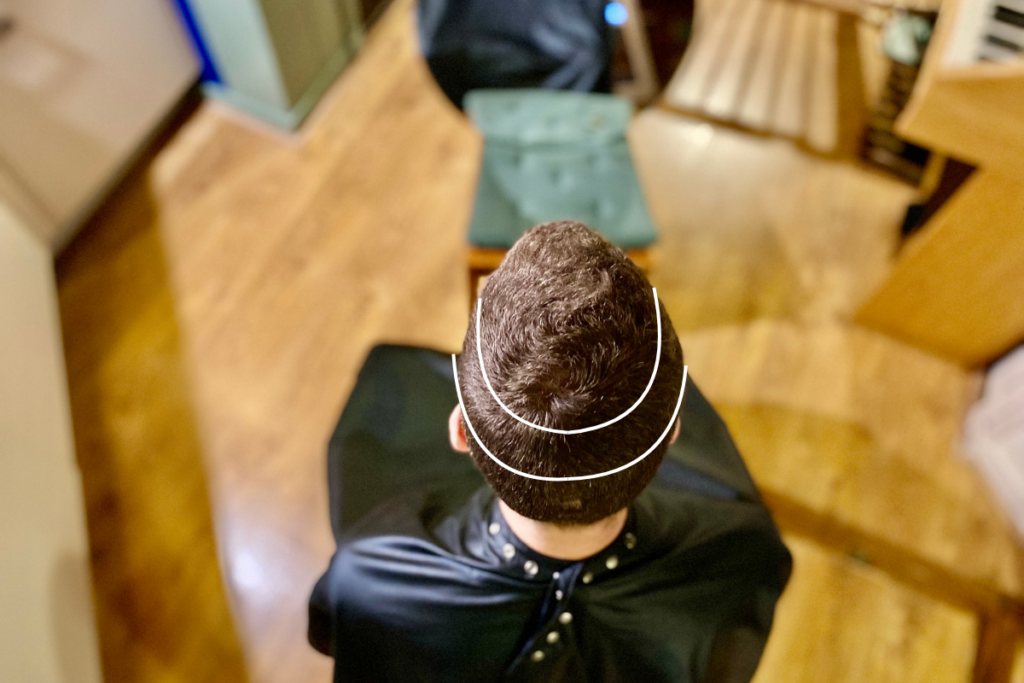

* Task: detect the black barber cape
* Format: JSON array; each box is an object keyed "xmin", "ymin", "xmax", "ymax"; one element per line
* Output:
[{"xmin": 309, "ymin": 346, "xmax": 791, "ymax": 682}]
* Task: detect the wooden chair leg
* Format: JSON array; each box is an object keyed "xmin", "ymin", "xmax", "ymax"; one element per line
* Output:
[
  {"xmin": 467, "ymin": 247, "xmax": 506, "ymax": 310},
  {"xmin": 468, "ymin": 267, "xmax": 483, "ymax": 308},
  {"xmin": 620, "ymin": 0, "xmax": 659, "ymax": 103}
]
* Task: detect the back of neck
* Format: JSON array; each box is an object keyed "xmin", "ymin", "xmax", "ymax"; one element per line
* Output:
[{"xmin": 498, "ymin": 500, "xmax": 628, "ymax": 561}]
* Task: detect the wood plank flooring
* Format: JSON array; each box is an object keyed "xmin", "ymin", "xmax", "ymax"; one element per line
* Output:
[
  {"xmin": 56, "ymin": 160, "xmax": 249, "ymax": 682},
  {"xmin": 55, "ymin": 0, "xmax": 1024, "ymax": 682},
  {"xmin": 754, "ymin": 536, "xmax": 979, "ymax": 683}
]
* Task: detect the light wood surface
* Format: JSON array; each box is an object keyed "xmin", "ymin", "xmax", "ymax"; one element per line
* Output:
[
  {"xmin": 807, "ymin": 9, "xmax": 840, "ymax": 151},
  {"xmin": 717, "ymin": 397, "xmax": 1024, "ymax": 601},
  {"xmin": 648, "ymin": 92, "xmax": 1024, "ymax": 658},
  {"xmin": 856, "ymin": 0, "xmax": 1024, "ymax": 367},
  {"xmin": 908, "ymin": 63, "xmax": 1024, "ymax": 169},
  {"xmin": 667, "ymin": 0, "xmax": 744, "ymax": 110},
  {"xmin": 635, "ymin": 106, "xmax": 1024, "ymax": 669},
  {"xmin": 56, "ymin": 167, "xmax": 249, "ymax": 681},
  {"xmin": 857, "ymin": 167, "xmax": 1024, "ymax": 367},
  {"xmin": 1012, "ymin": 639, "xmax": 1024, "ymax": 683},
  {"xmin": 704, "ymin": 0, "xmax": 766, "ymax": 118},
  {"xmin": 55, "ymin": 1, "xmax": 1024, "ymax": 682},
  {"xmin": 774, "ymin": 2, "xmax": 815, "ymax": 138},
  {"xmin": 59, "ymin": 2, "xmax": 474, "ymax": 681},
  {"xmin": 737, "ymin": 0, "xmax": 790, "ymax": 129},
  {"xmin": 754, "ymin": 536, "xmax": 978, "ymax": 683},
  {"xmin": 150, "ymin": 5, "xmax": 476, "ymax": 681},
  {"xmin": 899, "ymin": 0, "xmax": 1024, "ymax": 175}
]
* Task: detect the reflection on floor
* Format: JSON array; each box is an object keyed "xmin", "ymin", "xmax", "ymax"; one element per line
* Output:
[
  {"xmin": 55, "ymin": 0, "xmax": 1024, "ymax": 682},
  {"xmin": 56, "ymin": 153, "xmax": 248, "ymax": 680},
  {"xmin": 758, "ymin": 536, "xmax": 977, "ymax": 683}
]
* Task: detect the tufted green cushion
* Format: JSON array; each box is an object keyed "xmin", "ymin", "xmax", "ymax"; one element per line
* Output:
[
  {"xmin": 465, "ymin": 89, "xmax": 632, "ymax": 143},
  {"xmin": 464, "ymin": 89, "xmax": 657, "ymax": 250}
]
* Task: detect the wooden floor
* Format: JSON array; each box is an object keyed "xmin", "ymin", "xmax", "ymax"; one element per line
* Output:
[{"xmin": 55, "ymin": 1, "xmax": 1024, "ymax": 682}]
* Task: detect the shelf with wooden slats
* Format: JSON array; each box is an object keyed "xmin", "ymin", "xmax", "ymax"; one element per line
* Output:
[{"xmin": 661, "ymin": 0, "xmax": 851, "ymax": 154}]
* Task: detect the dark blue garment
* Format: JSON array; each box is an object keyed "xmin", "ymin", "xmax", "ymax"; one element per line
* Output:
[
  {"xmin": 417, "ymin": 0, "xmax": 615, "ymax": 108},
  {"xmin": 309, "ymin": 345, "xmax": 791, "ymax": 682}
]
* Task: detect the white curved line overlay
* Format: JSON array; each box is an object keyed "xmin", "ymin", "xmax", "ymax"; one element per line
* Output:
[
  {"xmin": 453, "ymin": 355, "xmax": 687, "ymax": 482},
  {"xmin": 476, "ymin": 288, "xmax": 662, "ymax": 435}
]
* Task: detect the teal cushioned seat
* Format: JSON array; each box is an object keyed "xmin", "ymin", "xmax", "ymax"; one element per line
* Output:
[{"xmin": 464, "ymin": 89, "xmax": 658, "ymax": 250}]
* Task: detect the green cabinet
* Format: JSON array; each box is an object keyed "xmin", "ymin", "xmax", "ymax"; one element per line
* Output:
[{"xmin": 188, "ymin": 0, "xmax": 363, "ymax": 129}]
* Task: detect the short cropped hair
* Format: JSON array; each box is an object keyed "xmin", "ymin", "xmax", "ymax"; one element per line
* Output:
[{"xmin": 458, "ymin": 221, "xmax": 684, "ymax": 525}]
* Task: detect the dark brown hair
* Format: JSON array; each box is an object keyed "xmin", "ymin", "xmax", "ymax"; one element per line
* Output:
[{"xmin": 458, "ymin": 221, "xmax": 684, "ymax": 524}]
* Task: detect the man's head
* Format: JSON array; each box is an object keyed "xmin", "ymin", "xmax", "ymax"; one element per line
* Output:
[{"xmin": 453, "ymin": 221, "xmax": 684, "ymax": 525}]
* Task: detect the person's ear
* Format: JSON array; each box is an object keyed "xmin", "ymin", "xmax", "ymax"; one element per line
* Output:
[
  {"xmin": 669, "ymin": 418, "xmax": 681, "ymax": 445},
  {"xmin": 449, "ymin": 405, "xmax": 470, "ymax": 453}
]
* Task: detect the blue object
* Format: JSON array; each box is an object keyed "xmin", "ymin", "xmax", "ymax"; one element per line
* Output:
[
  {"xmin": 605, "ymin": 1, "xmax": 628, "ymax": 26},
  {"xmin": 168, "ymin": 0, "xmax": 220, "ymax": 84}
]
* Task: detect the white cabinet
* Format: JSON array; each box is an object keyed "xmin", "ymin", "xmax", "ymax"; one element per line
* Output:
[
  {"xmin": 0, "ymin": 0, "xmax": 199, "ymax": 250},
  {"xmin": 0, "ymin": 200, "xmax": 103, "ymax": 683}
]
